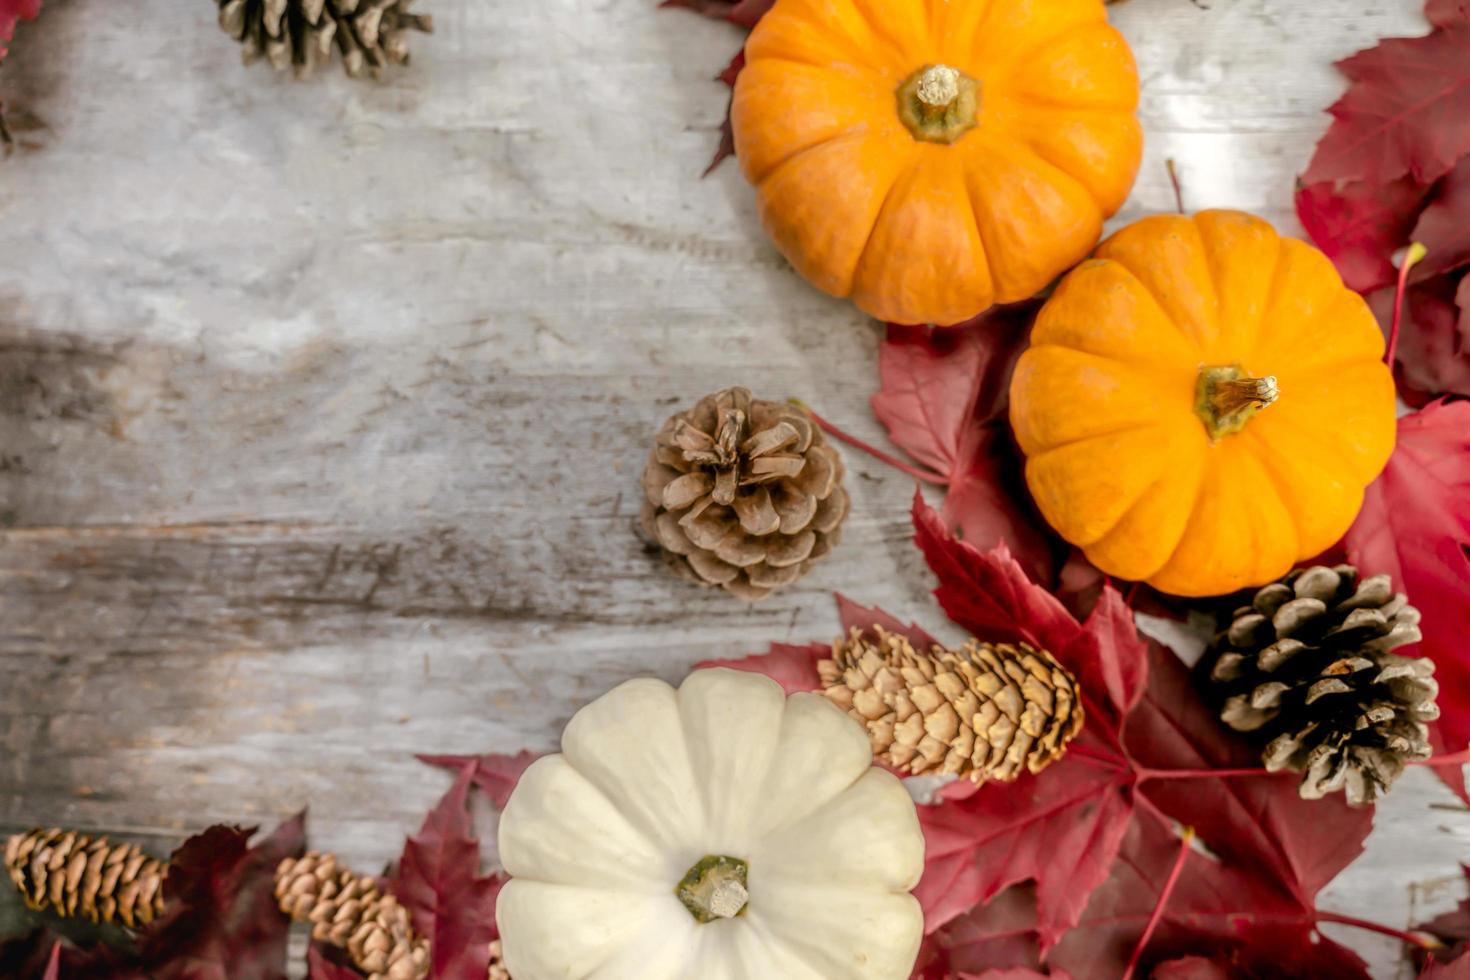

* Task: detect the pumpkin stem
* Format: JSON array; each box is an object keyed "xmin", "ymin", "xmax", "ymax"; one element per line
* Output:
[
  {"xmin": 1195, "ymin": 365, "xmax": 1279, "ymax": 441},
  {"xmin": 676, "ymin": 855, "xmax": 750, "ymax": 923},
  {"xmin": 897, "ymin": 64, "xmax": 979, "ymax": 144}
]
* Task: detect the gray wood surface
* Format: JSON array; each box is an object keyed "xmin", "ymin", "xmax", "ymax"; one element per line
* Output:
[{"xmin": 0, "ymin": 0, "xmax": 1464, "ymax": 976}]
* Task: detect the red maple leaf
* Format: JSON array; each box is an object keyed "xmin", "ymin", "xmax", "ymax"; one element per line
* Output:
[
  {"xmin": 1368, "ymin": 277, "xmax": 1470, "ymax": 406},
  {"xmin": 132, "ymin": 816, "xmax": 305, "ymax": 980},
  {"xmin": 1302, "ymin": 23, "xmax": 1470, "ymax": 187},
  {"xmin": 1343, "ymin": 399, "xmax": 1470, "ymax": 800},
  {"xmin": 1423, "ymin": 953, "xmax": 1470, "ymax": 979},
  {"xmin": 1410, "ymin": 155, "xmax": 1470, "ymax": 282},
  {"xmin": 417, "ymin": 750, "xmax": 541, "ymax": 809},
  {"xmin": 0, "ymin": 0, "xmax": 40, "ymax": 60},
  {"xmin": 1295, "ymin": 177, "xmax": 1428, "ymax": 293},
  {"xmin": 1429, "ymin": 0, "xmax": 1470, "ymax": 27},
  {"xmin": 306, "ymin": 947, "xmax": 364, "ymax": 980},
  {"xmin": 867, "ymin": 305, "xmax": 1065, "ymax": 585},
  {"xmin": 392, "ymin": 764, "xmax": 505, "ymax": 980},
  {"xmin": 1415, "ymin": 864, "xmax": 1470, "ymax": 962}
]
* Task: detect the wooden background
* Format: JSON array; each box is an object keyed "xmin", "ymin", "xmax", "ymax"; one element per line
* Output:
[{"xmin": 0, "ymin": 0, "xmax": 1464, "ymax": 975}]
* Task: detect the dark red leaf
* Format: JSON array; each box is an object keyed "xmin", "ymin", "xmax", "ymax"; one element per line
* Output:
[
  {"xmin": 307, "ymin": 946, "xmax": 364, "ymax": 980},
  {"xmin": 1412, "ymin": 154, "xmax": 1470, "ymax": 281},
  {"xmin": 696, "ymin": 641, "xmax": 827, "ymax": 693},
  {"xmin": 133, "ymin": 815, "xmax": 304, "ymax": 980},
  {"xmin": 1151, "ymin": 957, "xmax": 1233, "ymax": 980},
  {"xmin": 1423, "ymin": 952, "xmax": 1470, "ymax": 979},
  {"xmin": 836, "ymin": 593, "xmax": 940, "ymax": 649},
  {"xmin": 418, "ymin": 750, "xmax": 540, "ymax": 810},
  {"xmin": 1302, "ymin": 24, "xmax": 1470, "ymax": 187},
  {"xmin": 0, "ymin": 0, "xmax": 40, "ymax": 60},
  {"xmin": 1370, "ymin": 277, "xmax": 1470, "ymax": 405},
  {"xmin": 1295, "ymin": 177, "xmax": 1429, "ymax": 292},
  {"xmin": 1429, "ymin": 0, "xmax": 1470, "ymax": 28},
  {"xmin": 911, "ymin": 493, "xmax": 1373, "ymax": 965},
  {"xmin": 658, "ymin": 0, "xmax": 773, "ymax": 28},
  {"xmin": 1416, "ymin": 864, "xmax": 1470, "ymax": 960},
  {"xmin": 1343, "ymin": 399, "xmax": 1470, "ymax": 800},
  {"xmin": 392, "ymin": 765, "xmax": 502, "ymax": 980},
  {"xmin": 872, "ymin": 306, "xmax": 1061, "ymax": 584}
]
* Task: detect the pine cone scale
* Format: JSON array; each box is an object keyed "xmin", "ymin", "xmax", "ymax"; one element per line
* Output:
[
  {"xmin": 1208, "ymin": 564, "xmax": 1438, "ymax": 807},
  {"xmin": 641, "ymin": 388, "xmax": 847, "ymax": 601},
  {"xmin": 819, "ymin": 628, "xmax": 1083, "ymax": 784}
]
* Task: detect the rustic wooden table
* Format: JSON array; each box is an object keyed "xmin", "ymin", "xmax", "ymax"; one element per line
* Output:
[{"xmin": 1, "ymin": 0, "xmax": 1464, "ymax": 975}]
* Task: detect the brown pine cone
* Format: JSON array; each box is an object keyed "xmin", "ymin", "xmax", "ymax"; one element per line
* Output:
[
  {"xmin": 819, "ymin": 628, "xmax": 1084, "ymax": 783},
  {"xmin": 1207, "ymin": 564, "xmax": 1437, "ymax": 807},
  {"xmin": 275, "ymin": 851, "xmax": 429, "ymax": 980},
  {"xmin": 488, "ymin": 939, "xmax": 510, "ymax": 979},
  {"xmin": 4, "ymin": 828, "xmax": 166, "ymax": 929},
  {"xmin": 216, "ymin": 0, "xmax": 433, "ymax": 79},
  {"xmin": 640, "ymin": 387, "xmax": 849, "ymax": 601}
]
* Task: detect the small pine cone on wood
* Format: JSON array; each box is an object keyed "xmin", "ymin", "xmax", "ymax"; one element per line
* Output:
[
  {"xmin": 275, "ymin": 851, "xmax": 429, "ymax": 980},
  {"xmin": 4, "ymin": 828, "xmax": 166, "ymax": 929},
  {"xmin": 216, "ymin": 0, "xmax": 433, "ymax": 79},
  {"xmin": 1207, "ymin": 564, "xmax": 1438, "ymax": 807},
  {"xmin": 819, "ymin": 628, "xmax": 1084, "ymax": 783},
  {"xmin": 640, "ymin": 387, "xmax": 849, "ymax": 601}
]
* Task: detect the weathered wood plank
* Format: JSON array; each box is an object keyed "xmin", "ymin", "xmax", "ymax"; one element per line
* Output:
[{"xmin": 0, "ymin": 0, "xmax": 1465, "ymax": 976}]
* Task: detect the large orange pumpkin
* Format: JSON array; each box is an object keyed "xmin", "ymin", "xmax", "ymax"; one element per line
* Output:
[
  {"xmin": 731, "ymin": 0, "xmax": 1143, "ymax": 326},
  {"xmin": 1009, "ymin": 211, "xmax": 1397, "ymax": 598}
]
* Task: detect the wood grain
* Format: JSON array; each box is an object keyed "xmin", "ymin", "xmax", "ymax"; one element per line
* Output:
[{"xmin": 0, "ymin": 0, "xmax": 1464, "ymax": 976}]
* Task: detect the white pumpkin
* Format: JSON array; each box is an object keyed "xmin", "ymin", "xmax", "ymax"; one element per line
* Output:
[{"xmin": 496, "ymin": 668, "xmax": 926, "ymax": 980}]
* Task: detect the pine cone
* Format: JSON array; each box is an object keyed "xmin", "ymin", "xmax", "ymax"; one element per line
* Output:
[
  {"xmin": 275, "ymin": 851, "xmax": 429, "ymax": 980},
  {"xmin": 819, "ymin": 628, "xmax": 1084, "ymax": 783},
  {"xmin": 640, "ymin": 388, "xmax": 849, "ymax": 601},
  {"xmin": 1207, "ymin": 564, "xmax": 1438, "ymax": 807},
  {"xmin": 216, "ymin": 0, "xmax": 433, "ymax": 79},
  {"xmin": 4, "ymin": 828, "xmax": 167, "ymax": 929},
  {"xmin": 488, "ymin": 939, "xmax": 509, "ymax": 979}
]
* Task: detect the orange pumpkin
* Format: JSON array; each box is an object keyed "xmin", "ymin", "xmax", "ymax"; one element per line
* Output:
[
  {"xmin": 731, "ymin": 0, "xmax": 1143, "ymax": 326},
  {"xmin": 1009, "ymin": 210, "xmax": 1397, "ymax": 598}
]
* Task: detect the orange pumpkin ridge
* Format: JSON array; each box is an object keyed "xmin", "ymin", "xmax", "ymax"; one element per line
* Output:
[
  {"xmin": 1009, "ymin": 210, "xmax": 1397, "ymax": 598},
  {"xmin": 732, "ymin": 0, "xmax": 1143, "ymax": 326}
]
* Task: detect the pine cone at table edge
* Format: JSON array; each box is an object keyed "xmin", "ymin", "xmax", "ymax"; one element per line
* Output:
[
  {"xmin": 275, "ymin": 850, "xmax": 429, "ymax": 980},
  {"xmin": 1206, "ymin": 564, "xmax": 1438, "ymax": 807},
  {"xmin": 4, "ymin": 827, "xmax": 166, "ymax": 929},
  {"xmin": 819, "ymin": 627, "xmax": 1084, "ymax": 783},
  {"xmin": 216, "ymin": 0, "xmax": 433, "ymax": 79},
  {"xmin": 640, "ymin": 387, "xmax": 849, "ymax": 601}
]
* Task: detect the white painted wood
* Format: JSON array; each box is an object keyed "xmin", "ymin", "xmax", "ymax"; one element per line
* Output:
[{"xmin": 0, "ymin": 0, "xmax": 1464, "ymax": 975}]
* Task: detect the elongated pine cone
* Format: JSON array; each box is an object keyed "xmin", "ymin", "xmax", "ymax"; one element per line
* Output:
[
  {"xmin": 4, "ymin": 828, "xmax": 166, "ymax": 929},
  {"xmin": 1207, "ymin": 565, "xmax": 1438, "ymax": 807},
  {"xmin": 275, "ymin": 851, "xmax": 429, "ymax": 980},
  {"xmin": 640, "ymin": 387, "xmax": 848, "ymax": 601},
  {"xmin": 819, "ymin": 628, "xmax": 1084, "ymax": 783},
  {"xmin": 216, "ymin": 0, "xmax": 433, "ymax": 79}
]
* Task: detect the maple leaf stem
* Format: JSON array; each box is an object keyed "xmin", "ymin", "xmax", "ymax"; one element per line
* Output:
[
  {"xmin": 1137, "ymin": 766, "xmax": 1279, "ymax": 781},
  {"xmin": 1414, "ymin": 747, "xmax": 1470, "ymax": 767},
  {"xmin": 1121, "ymin": 826, "xmax": 1195, "ymax": 980},
  {"xmin": 1315, "ymin": 911, "xmax": 1444, "ymax": 951},
  {"xmin": 793, "ymin": 402, "xmax": 949, "ymax": 486},
  {"xmin": 1385, "ymin": 242, "xmax": 1427, "ymax": 369}
]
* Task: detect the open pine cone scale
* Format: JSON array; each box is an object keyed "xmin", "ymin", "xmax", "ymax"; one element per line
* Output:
[
  {"xmin": 218, "ymin": 0, "xmax": 432, "ymax": 78},
  {"xmin": 641, "ymin": 388, "xmax": 848, "ymax": 600},
  {"xmin": 1208, "ymin": 564, "xmax": 1438, "ymax": 806}
]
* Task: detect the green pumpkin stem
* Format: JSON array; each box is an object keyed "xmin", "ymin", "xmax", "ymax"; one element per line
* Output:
[
  {"xmin": 1195, "ymin": 365, "xmax": 1280, "ymax": 441},
  {"xmin": 676, "ymin": 855, "xmax": 750, "ymax": 924}
]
